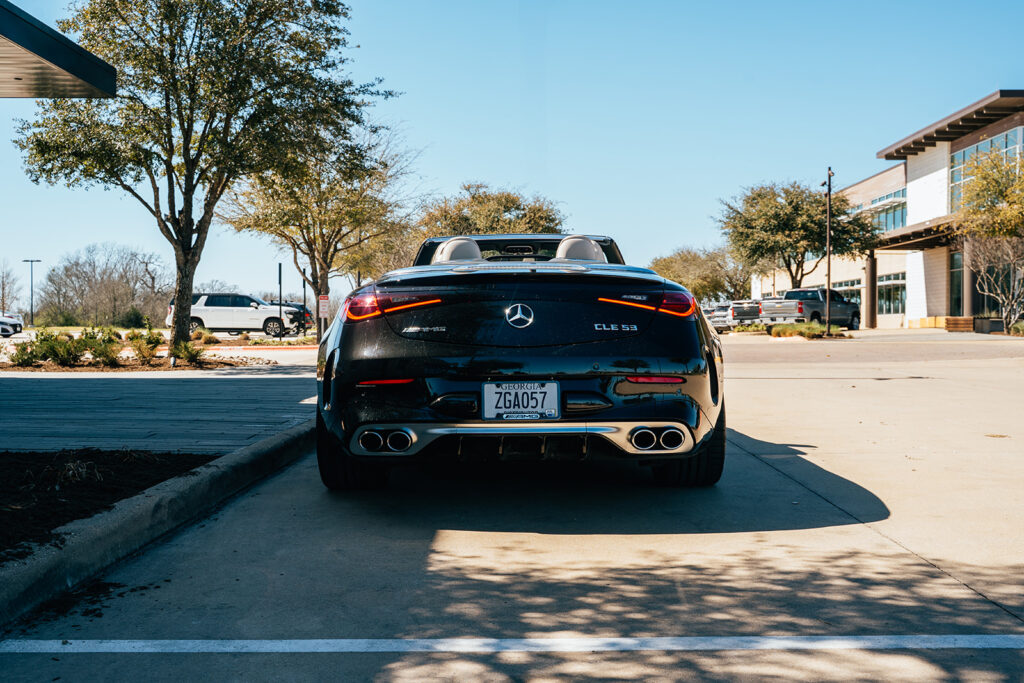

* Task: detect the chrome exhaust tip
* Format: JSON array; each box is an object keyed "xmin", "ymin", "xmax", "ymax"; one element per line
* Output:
[
  {"xmin": 386, "ymin": 430, "xmax": 413, "ymax": 452},
  {"xmin": 659, "ymin": 428, "xmax": 685, "ymax": 450},
  {"xmin": 358, "ymin": 431, "xmax": 384, "ymax": 452},
  {"xmin": 630, "ymin": 428, "xmax": 657, "ymax": 451}
]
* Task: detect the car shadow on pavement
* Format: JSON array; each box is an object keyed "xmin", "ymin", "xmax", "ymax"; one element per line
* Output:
[{"xmin": 350, "ymin": 428, "xmax": 889, "ymax": 535}]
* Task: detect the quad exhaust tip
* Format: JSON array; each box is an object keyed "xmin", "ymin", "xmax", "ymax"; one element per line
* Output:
[
  {"xmin": 659, "ymin": 428, "xmax": 684, "ymax": 450},
  {"xmin": 630, "ymin": 428, "xmax": 657, "ymax": 451},
  {"xmin": 359, "ymin": 431, "xmax": 384, "ymax": 452},
  {"xmin": 386, "ymin": 430, "xmax": 413, "ymax": 452}
]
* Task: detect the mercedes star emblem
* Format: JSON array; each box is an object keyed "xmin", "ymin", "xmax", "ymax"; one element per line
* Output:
[{"xmin": 505, "ymin": 303, "xmax": 535, "ymax": 329}]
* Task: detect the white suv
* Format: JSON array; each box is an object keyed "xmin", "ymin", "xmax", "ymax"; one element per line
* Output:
[{"xmin": 166, "ymin": 293, "xmax": 301, "ymax": 336}]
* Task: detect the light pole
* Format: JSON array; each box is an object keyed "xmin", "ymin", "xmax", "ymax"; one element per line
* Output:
[
  {"xmin": 22, "ymin": 259, "xmax": 41, "ymax": 326},
  {"xmin": 301, "ymin": 268, "xmax": 308, "ymax": 335},
  {"xmin": 820, "ymin": 168, "xmax": 834, "ymax": 336}
]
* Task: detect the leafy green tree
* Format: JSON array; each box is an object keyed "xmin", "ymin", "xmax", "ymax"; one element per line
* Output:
[
  {"xmin": 719, "ymin": 182, "xmax": 876, "ymax": 288},
  {"xmin": 956, "ymin": 149, "xmax": 1024, "ymax": 329},
  {"xmin": 419, "ymin": 183, "xmax": 564, "ymax": 237},
  {"xmin": 220, "ymin": 131, "xmax": 415, "ymax": 339},
  {"xmin": 650, "ymin": 246, "xmax": 755, "ymax": 303},
  {"xmin": 16, "ymin": 0, "xmax": 385, "ymax": 344}
]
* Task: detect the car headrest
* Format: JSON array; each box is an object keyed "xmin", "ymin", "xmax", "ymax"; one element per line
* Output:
[
  {"xmin": 554, "ymin": 235, "xmax": 606, "ymax": 262},
  {"xmin": 431, "ymin": 237, "xmax": 483, "ymax": 263}
]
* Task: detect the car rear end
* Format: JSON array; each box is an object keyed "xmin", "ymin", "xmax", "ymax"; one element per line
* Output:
[
  {"xmin": 758, "ymin": 297, "xmax": 805, "ymax": 325},
  {"xmin": 729, "ymin": 300, "xmax": 760, "ymax": 328},
  {"xmin": 317, "ymin": 263, "xmax": 723, "ymax": 476}
]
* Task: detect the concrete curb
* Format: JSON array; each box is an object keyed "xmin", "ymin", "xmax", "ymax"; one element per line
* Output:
[{"xmin": 0, "ymin": 419, "xmax": 315, "ymax": 627}]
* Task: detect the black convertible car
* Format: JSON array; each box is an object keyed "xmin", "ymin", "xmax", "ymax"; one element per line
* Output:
[{"xmin": 316, "ymin": 234, "xmax": 725, "ymax": 490}]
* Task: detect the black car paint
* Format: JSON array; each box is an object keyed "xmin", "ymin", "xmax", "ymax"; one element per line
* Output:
[{"xmin": 317, "ymin": 267, "xmax": 723, "ymax": 464}]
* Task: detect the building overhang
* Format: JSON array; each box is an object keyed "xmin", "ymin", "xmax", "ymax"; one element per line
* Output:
[
  {"xmin": 877, "ymin": 90, "xmax": 1024, "ymax": 161},
  {"xmin": 875, "ymin": 216, "xmax": 956, "ymax": 251},
  {"xmin": 0, "ymin": 1, "xmax": 115, "ymax": 98}
]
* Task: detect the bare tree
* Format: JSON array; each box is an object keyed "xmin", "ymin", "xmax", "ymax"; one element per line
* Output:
[
  {"xmin": 0, "ymin": 260, "xmax": 22, "ymax": 313},
  {"xmin": 962, "ymin": 236, "xmax": 1024, "ymax": 330},
  {"xmin": 37, "ymin": 244, "xmax": 172, "ymax": 326}
]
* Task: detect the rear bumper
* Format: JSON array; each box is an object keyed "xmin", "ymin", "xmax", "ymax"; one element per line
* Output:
[
  {"xmin": 759, "ymin": 316, "xmax": 805, "ymax": 325},
  {"xmin": 347, "ymin": 419, "xmax": 699, "ymax": 459}
]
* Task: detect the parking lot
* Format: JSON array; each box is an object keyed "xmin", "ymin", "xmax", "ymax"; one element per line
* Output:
[{"xmin": 2, "ymin": 333, "xmax": 1023, "ymax": 680}]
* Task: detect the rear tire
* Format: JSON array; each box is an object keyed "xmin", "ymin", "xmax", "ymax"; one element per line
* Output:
[
  {"xmin": 316, "ymin": 411, "xmax": 388, "ymax": 491},
  {"xmin": 189, "ymin": 318, "xmax": 203, "ymax": 334},
  {"xmin": 651, "ymin": 406, "xmax": 726, "ymax": 487},
  {"xmin": 810, "ymin": 312, "xmax": 822, "ymax": 324},
  {"xmin": 849, "ymin": 313, "xmax": 860, "ymax": 330}
]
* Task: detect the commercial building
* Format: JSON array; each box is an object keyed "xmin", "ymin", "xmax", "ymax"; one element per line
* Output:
[
  {"xmin": 753, "ymin": 89, "xmax": 1024, "ymax": 330},
  {"xmin": 1, "ymin": 0, "xmax": 115, "ymax": 98}
]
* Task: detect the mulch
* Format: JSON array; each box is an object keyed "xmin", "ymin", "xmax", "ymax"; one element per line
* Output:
[{"xmin": 0, "ymin": 449, "xmax": 215, "ymax": 564}]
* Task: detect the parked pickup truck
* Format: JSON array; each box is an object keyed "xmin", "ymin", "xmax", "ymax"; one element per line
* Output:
[
  {"xmin": 759, "ymin": 288, "xmax": 861, "ymax": 330},
  {"xmin": 728, "ymin": 300, "xmax": 761, "ymax": 328}
]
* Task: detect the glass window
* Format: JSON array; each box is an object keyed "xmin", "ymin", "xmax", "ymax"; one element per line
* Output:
[
  {"xmin": 205, "ymin": 295, "xmax": 232, "ymax": 307},
  {"xmin": 1007, "ymin": 129, "xmax": 1018, "ymax": 147},
  {"xmin": 232, "ymin": 295, "xmax": 255, "ymax": 308}
]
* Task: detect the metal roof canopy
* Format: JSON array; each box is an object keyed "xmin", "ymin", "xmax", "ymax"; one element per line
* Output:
[
  {"xmin": 875, "ymin": 217, "xmax": 955, "ymax": 251},
  {"xmin": 877, "ymin": 90, "xmax": 1024, "ymax": 161},
  {"xmin": 0, "ymin": 0, "xmax": 115, "ymax": 98}
]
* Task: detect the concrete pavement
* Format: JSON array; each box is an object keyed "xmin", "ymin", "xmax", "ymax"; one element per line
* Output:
[{"xmin": 2, "ymin": 336, "xmax": 1023, "ymax": 679}]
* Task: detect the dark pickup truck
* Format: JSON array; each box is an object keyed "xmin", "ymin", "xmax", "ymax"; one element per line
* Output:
[{"xmin": 759, "ymin": 288, "xmax": 861, "ymax": 330}]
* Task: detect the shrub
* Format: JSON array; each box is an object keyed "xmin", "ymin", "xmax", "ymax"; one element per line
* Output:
[
  {"xmin": 129, "ymin": 337, "xmax": 158, "ymax": 365},
  {"xmin": 89, "ymin": 340, "xmax": 123, "ymax": 367},
  {"xmin": 240, "ymin": 332, "xmax": 250, "ymax": 341},
  {"xmin": 770, "ymin": 322, "xmax": 845, "ymax": 339},
  {"xmin": 10, "ymin": 342, "xmax": 39, "ymax": 367},
  {"xmin": 115, "ymin": 306, "xmax": 145, "ymax": 329},
  {"xmin": 34, "ymin": 328, "xmax": 88, "ymax": 366},
  {"xmin": 171, "ymin": 341, "xmax": 205, "ymax": 364},
  {"xmin": 733, "ymin": 323, "xmax": 766, "ymax": 332},
  {"xmin": 200, "ymin": 332, "xmax": 220, "ymax": 345},
  {"xmin": 190, "ymin": 328, "xmax": 206, "ymax": 341},
  {"xmin": 1011, "ymin": 321, "xmax": 1024, "ymax": 337}
]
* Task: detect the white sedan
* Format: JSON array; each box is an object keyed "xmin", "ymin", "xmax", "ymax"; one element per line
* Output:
[{"xmin": 0, "ymin": 312, "xmax": 24, "ymax": 338}]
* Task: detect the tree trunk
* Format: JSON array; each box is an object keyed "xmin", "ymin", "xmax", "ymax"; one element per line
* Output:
[{"xmin": 170, "ymin": 253, "xmax": 200, "ymax": 347}]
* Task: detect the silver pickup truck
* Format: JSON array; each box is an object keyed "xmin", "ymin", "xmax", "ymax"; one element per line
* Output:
[{"xmin": 759, "ymin": 288, "xmax": 861, "ymax": 330}]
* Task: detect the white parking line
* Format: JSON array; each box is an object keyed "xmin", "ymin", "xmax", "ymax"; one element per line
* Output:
[{"xmin": 1, "ymin": 635, "xmax": 1023, "ymax": 653}]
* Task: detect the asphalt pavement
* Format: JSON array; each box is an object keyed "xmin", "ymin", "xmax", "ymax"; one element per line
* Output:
[{"xmin": 2, "ymin": 334, "xmax": 1023, "ymax": 680}]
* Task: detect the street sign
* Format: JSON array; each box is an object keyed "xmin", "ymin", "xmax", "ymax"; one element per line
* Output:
[{"xmin": 318, "ymin": 295, "xmax": 329, "ymax": 319}]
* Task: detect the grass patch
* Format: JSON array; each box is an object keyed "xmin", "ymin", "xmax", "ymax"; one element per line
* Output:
[
  {"xmin": 1011, "ymin": 321, "xmax": 1024, "ymax": 337},
  {"xmin": 733, "ymin": 323, "xmax": 766, "ymax": 332},
  {"xmin": 770, "ymin": 322, "xmax": 846, "ymax": 339}
]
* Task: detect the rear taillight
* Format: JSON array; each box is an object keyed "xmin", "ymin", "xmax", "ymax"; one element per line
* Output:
[
  {"xmin": 344, "ymin": 292, "xmax": 382, "ymax": 321},
  {"xmin": 758, "ymin": 303, "xmax": 763, "ymax": 314},
  {"xmin": 343, "ymin": 289, "xmax": 443, "ymax": 322},
  {"xmin": 625, "ymin": 376, "xmax": 685, "ymax": 384},
  {"xmin": 598, "ymin": 291, "xmax": 696, "ymax": 319},
  {"xmin": 797, "ymin": 302, "xmax": 804, "ymax": 314},
  {"xmin": 729, "ymin": 308, "xmax": 735, "ymax": 318},
  {"xmin": 657, "ymin": 291, "xmax": 697, "ymax": 318}
]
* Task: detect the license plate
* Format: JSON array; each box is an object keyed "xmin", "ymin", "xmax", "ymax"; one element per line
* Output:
[{"xmin": 483, "ymin": 382, "xmax": 559, "ymax": 420}]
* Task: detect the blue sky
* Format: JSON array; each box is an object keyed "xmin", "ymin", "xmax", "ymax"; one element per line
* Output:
[{"xmin": 3, "ymin": 0, "xmax": 1024, "ymax": 298}]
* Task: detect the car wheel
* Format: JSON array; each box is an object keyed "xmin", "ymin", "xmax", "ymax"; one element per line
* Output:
[
  {"xmin": 849, "ymin": 313, "xmax": 860, "ymax": 330},
  {"xmin": 316, "ymin": 411, "xmax": 388, "ymax": 491},
  {"xmin": 263, "ymin": 318, "xmax": 284, "ymax": 337},
  {"xmin": 651, "ymin": 406, "xmax": 726, "ymax": 487},
  {"xmin": 810, "ymin": 312, "xmax": 822, "ymax": 324},
  {"xmin": 189, "ymin": 318, "xmax": 203, "ymax": 334}
]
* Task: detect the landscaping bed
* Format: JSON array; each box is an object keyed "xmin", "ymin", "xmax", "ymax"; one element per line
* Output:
[
  {"xmin": 0, "ymin": 355, "xmax": 276, "ymax": 372},
  {"xmin": 0, "ymin": 449, "xmax": 215, "ymax": 564}
]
